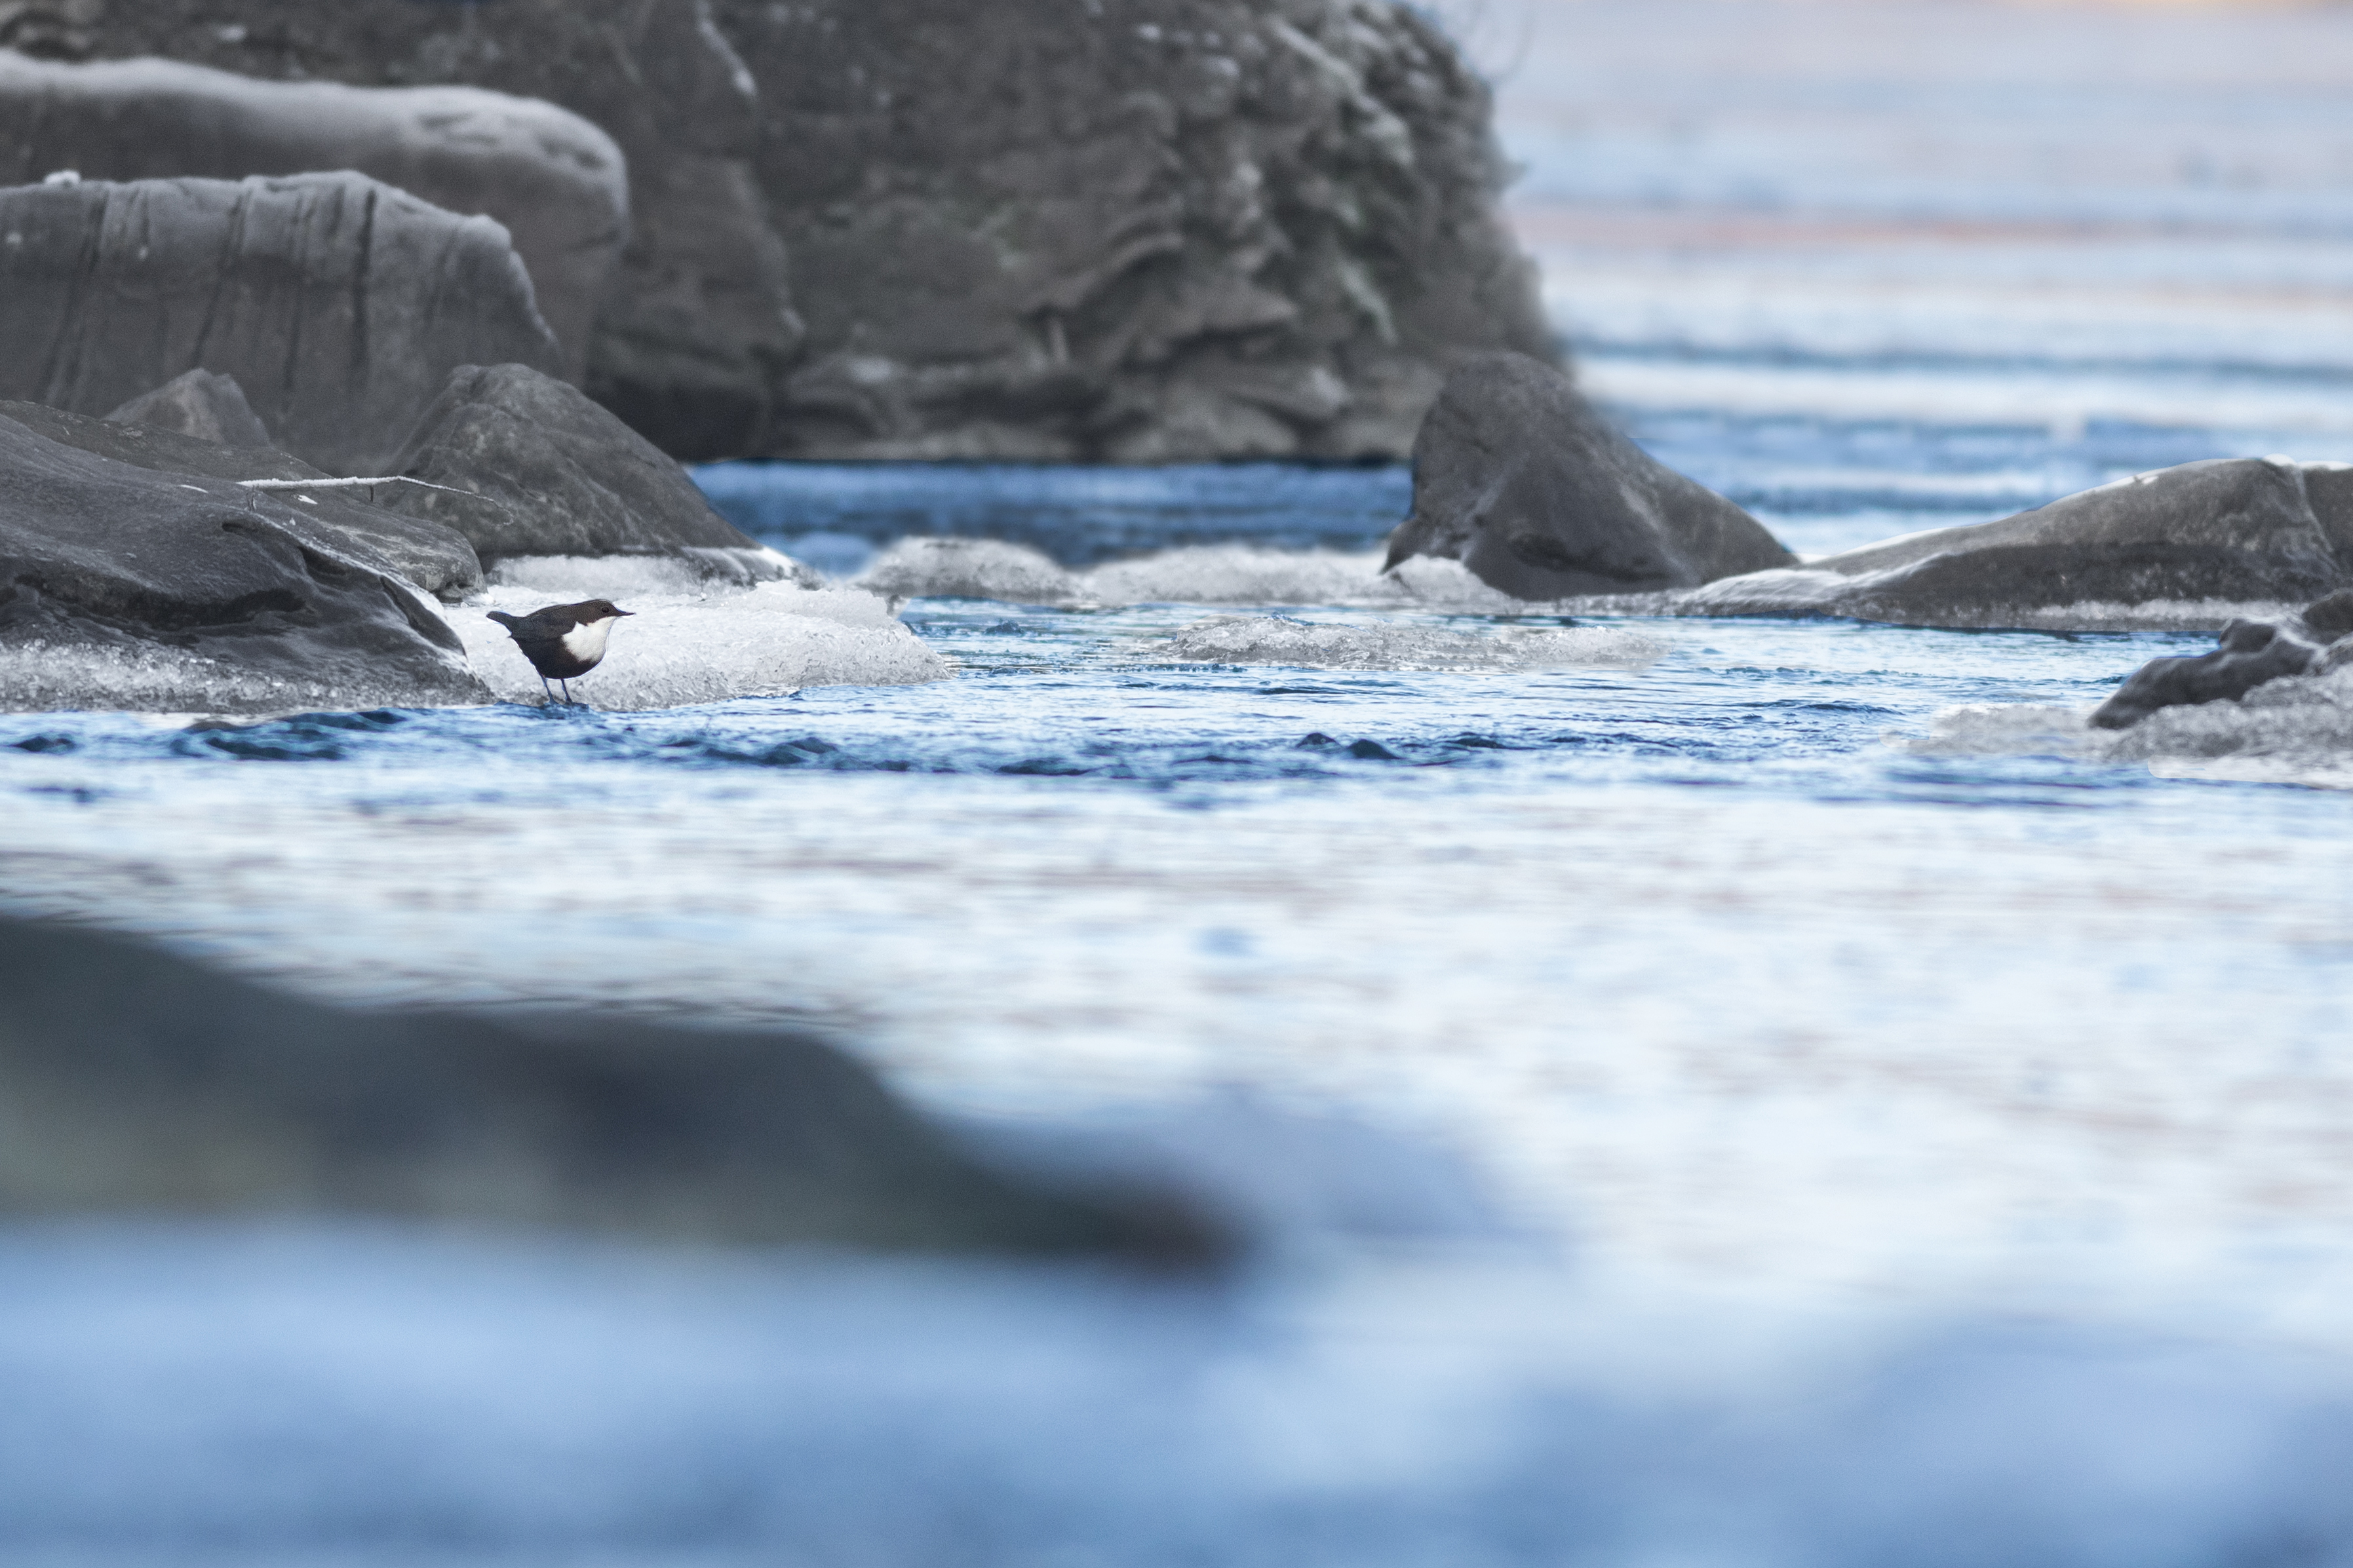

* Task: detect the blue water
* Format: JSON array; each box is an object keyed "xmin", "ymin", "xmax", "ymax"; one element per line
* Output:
[{"xmin": 12, "ymin": 0, "xmax": 2353, "ymax": 1550}]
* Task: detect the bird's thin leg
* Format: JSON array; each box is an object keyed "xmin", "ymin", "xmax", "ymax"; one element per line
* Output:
[
  {"xmin": 561, "ymin": 679, "xmax": 573, "ymax": 705},
  {"xmin": 541, "ymin": 676, "xmax": 556, "ymax": 705}
]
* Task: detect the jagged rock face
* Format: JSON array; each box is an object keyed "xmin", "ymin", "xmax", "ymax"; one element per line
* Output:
[
  {"xmin": 5, "ymin": 395, "xmax": 484, "ymax": 600},
  {"xmin": 1687, "ymin": 457, "xmax": 2353, "ymax": 629},
  {"xmin": 0, "ymin": 52, "xmax": 627, "ymax": 380},
  {"xmin": 1382, "ymin": 353, "xmax": 1796, "ymax": 598},
  {"xmin": 0, "ymin": 912, "xmax": 1219, "ymax": 1259},
  {"xmin": 71, "ymin": 0, "xmax": 806, "ymax": 461},
  {"xmin": 0, "ymin": 410, "xmax": 489, "ymax": 712},
  {"xmin": 71, "ymin": 0, "xmax": 1548, "ymax": 462},
  {"xmin": 725, "ymin": 0, "xmax": 1554, "ymax": 461},
  {"xmin": 0, "ymin": 172, "xmax": 564, "ymax": 476},
  {"xmin": 383, "ymin": 363, "xmax": 788, "ymax": 583}
]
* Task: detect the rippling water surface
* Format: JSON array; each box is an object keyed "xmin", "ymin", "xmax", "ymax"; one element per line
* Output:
[{"xmin": 9, "ymin": 3, "xmax": 2353, "ymax": 1559}]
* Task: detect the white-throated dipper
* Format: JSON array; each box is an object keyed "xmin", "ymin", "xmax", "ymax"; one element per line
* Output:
[{"xmin": 486, "ymin": 598, "xmax": 634, "ymax": 705}]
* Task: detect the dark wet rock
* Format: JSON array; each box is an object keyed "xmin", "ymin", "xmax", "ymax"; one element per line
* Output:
[
  {"xmin": 4, "ymin": 396, "xmax": 482, "ymax": 599},
  {"xmin": 0, "ymin": 408, "xmax": 488, "ymax": 712},
  {"xmin": 0, "ymin": 912, "xmax": 1218, "ymax": 1260},
  {"xmin": 2302, "ymin": 587, "xmax": 2353, "ymax": 641},
  {"xmin": 0, "ymin": 52, "xmax": 627, "ymax": 380},
  {"xmin": 102, "ymin": 368, "xmax": 274, "ymax": 449},
  {"xmin": 381, "ymin": 363, "xmax": 792, "ymax": 583},
  {"xmin": 0, "ymin": 171, "xmax": 562, "ymax": 476},
  {"xmin": 2090, "ymin": 618, "xmax": 2324, "ymax": 730},
  {"xmin": 1382, "ymin": 353, "xmax": 1796, "ymax": 599},
  {"xmin": 85, "ymin": 0, "xmax": 1551, "ymax": 463},
  {"xmin": 1687, "ymin": 457, "xmax": 2353, "ymax": 630}
]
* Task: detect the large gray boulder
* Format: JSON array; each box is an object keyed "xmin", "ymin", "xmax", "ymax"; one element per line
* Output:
[
  {"xmin": 0, "ymin": 170, "xmax": 564, "ymax": 475},
  {"xmin": 383, "ymin": 362, "xmax": 788, "ymax": 581},
  {"xmin": 81, "ymin": 0, "xmax": 1551, "ymax": 463},
  {"xmin": 1686, "ymin": 457, "xmax": 2353, "ymax": 630},
  {"xmin": 1382, "ymin": 352, "xmax": 1796, "ymax": 598},
  {"xmin": 0, "ymin": 911, "xmax": 1216, "ymax": 1259},
  {"xmin": 3, "ymin": 394, "xmax": 483, "ymax": 598},
  {"xmin": 0, "ymin": 409, "xmax": 487, "ymax": 712},
  {"xmin": 726, "ymin": 0, "xmax": 1555, "ymax": 461},
  {"xmin": 76, "ymin": 1, "xmax": 798, "ymax": 461},
  {"xmin": 0, "ymin": 50, "xmax": 627, "ymax": 380}
]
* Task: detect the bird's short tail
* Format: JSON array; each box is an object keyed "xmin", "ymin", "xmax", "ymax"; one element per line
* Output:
[{"xmin": 486, "ymin": 611, "xmax": 519, "ymax": 628}]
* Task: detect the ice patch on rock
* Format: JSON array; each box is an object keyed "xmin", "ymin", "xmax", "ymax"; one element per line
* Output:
[
  {"xmin": 1899, "ymin": 668, "xmax": 2353, "ymax": 787},
  {"xmin": 0, "ymin": 637, "xmax": 482, "ymax": 716},
  {"xmin": 488, "ymin": 548, "xmax": 815, "ymax": 595},
  {"xmin": 457, "ymin": 581, "xmax": 947, "ymax": 709},
  {"xmin": 1140, "ymin": 615, "xmax": 1667, "ymax": 671},
  {"xmin": 855, "ymin": 538, "xmax": 1081, "ymax": 603}
]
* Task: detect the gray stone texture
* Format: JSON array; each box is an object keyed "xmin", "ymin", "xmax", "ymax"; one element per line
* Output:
[
  {"xmin": 0, "ymin": 171, "xmax": 564, "ymax": 475},
  {"xmin": 2090, "ymin": 617, "xmax": 2326, "ymax": 729},
  {"xmin": 0, "ymin": 408, "xmax": 489, "ymax": 712},
  {"xmin": 103, "ymin": 367, "xmax": 274, "ymax": 448},
  {"xmin": 5, "ymin": 394, "xmax": 484, "ymax": 598},
  {"xmin": 0, "ymin": 50, "xmax": 627, "ymax": 379},
  {"xmin": 1687, "ymin": 457, "xmax": 2353, "ymax": 628},
  {"xmin": 383, "ymin": 362, "xmax": 784, "ymax": 579},
  {"xmin": 1382, "ymin": 352, "xmax": 1796, "ymax": 598},
  {"xmin": 0, "ymin": 911, "xmax": 1218, "ymax": 1259},
  {"xmin": 71, "ymin": 0, "xmax": 1553, "ymax": 461}
]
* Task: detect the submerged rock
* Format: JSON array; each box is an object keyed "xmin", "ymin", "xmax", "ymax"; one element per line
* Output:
[
  {"xmin": 1688, "ymin": 457, "xmax": 2353, "ymax": 630},
  {"xmin": 0, "ymin": 171, "xmax": 563, "ymax": 475},
  {"xmin": 0, "ymin": 913, "xmax": 1215, "ymax": 1259},
  {"xmin": 2091, "ymin": 618, "xmax": 2325, "ymax": 730},
  {"xmin": 102, "ymin": 368, "xmax": 275, "ymax": 449},
  {"xmin": 3, "ymin": 397, "xmax": 482, "ymax": 600},
  {"xmin": 382, "ymin": 362, "xmax": 790, "ymax": 583},
  {"xmin": 84, "ymin": 0, "xmax": 1551, "ymax": 462},
  {"xmin": 0, "ymin": 51, "xmax": 627, "ymax": 380},
  {"xmin": 1381, "ymin": 353, "xmax": 1796, "ymax": 599},
  {"xmin": 0, "ymin": 409, "xmax": 487, "ymax": 712}
]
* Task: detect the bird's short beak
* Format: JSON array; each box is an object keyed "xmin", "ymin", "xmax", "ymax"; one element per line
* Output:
[{"xmin": 615, "ymin": 609, "xmax": 636, "ymax": 617}]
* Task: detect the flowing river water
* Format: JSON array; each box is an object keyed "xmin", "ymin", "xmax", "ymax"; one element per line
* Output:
[{"xmin": 5, "ymin": 1, "xmax": 2353, "ymax": 1561}]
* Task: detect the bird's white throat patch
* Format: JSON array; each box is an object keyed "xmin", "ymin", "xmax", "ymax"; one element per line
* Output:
[{"xmin": 560, "ymin": 616, "xmax": 619, "ymax": 662}]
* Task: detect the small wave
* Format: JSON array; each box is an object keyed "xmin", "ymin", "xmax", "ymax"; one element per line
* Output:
[
  {"xmin": 1084, "ymin": 546, "xmax": 1405, "ymax": 606},
  {"xmin": 455, "ymin": 581, "xmax": 948, "ymax": 709},
  {"xmin": 1139, "ymin": 615, "xmax": 1669, "ymax": 671},
  {"xmin": 856, "ymin": 539, "xmax": 1081, "ymax": 603},
  {"xmin": 1899, "ymin": 668, "xmax": 2353, "ymax": 787}
]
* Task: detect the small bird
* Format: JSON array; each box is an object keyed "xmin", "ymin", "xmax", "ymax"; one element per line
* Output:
[{"xmin": 486, "ymin": 598, "xmax": 634, "ymax": 705}]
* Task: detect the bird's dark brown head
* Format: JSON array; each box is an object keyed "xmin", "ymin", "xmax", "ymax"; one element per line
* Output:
[{"xmin": 577, "ymin": 600, "xmax": 633, "ymax": 621}]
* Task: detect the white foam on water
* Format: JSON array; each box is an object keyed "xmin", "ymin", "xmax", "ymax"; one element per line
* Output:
[
  {"xmin": 855, "ymin": 537, "xmax": 1081, "ymax": 603},
  {"xmin": 1082, "ymin": 546, "xmax": 1405, "ymax": 606},
  {"xmin": 1140, "ymin": 615, "xmax": 1668, "ymax": 672},
  {"xmin": 1901, "ymin": 668, "xmax": 2353, "ymax": 788},
  {"xmin": 457, "ymin": 580, "xmax": 947, "ymax": 709}
]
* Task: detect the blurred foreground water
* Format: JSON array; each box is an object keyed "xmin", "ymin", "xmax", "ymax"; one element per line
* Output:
[{"xmin": 7, "ymin": 1, "xmax": 2353, "ymax": 1561}]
